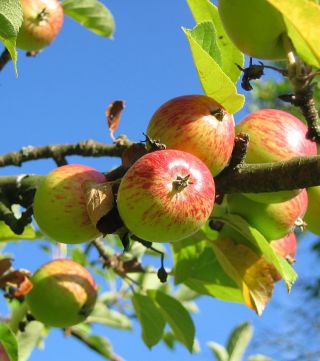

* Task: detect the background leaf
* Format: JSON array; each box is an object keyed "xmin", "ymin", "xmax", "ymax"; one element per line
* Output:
[
  {"xmin": 0, "ymin": 222, "xmax": 42, "ymax": 242},
  {"xmin": 148, "ymin": 290, "xmax": 195, "ymax": 352},
  {"xmin": 17, "ymin": 321, "xmax": 44, "ymax": 361},
  {"xmin": 207, "ymin": 341, "xmax": 229, "ymax": 361},
  {"xmin": 62, "ymin": 0, "xmax": 115, "ymax": 38},
  {"xmin": 227, "ymin": 322, "xmax": 253, "ymax": 361}
]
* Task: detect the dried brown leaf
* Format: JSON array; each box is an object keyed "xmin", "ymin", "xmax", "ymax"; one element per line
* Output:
[
  {"xmin": 0, "ymin": 269, "xmax": 33, "ymax": 297},
  {"xmin": 84, "ymin": 181, "xmax": 114, "ymax": 226},
  {"xmin": 106, "ymin": 100, "xmax": 125, "ymax": 141},
  {"xmin": 0, "ymin": 258, "xmax": 12, "ymax": 277}
]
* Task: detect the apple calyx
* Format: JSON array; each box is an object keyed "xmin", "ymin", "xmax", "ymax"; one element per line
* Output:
[
  {"xmin": 36, "ymin": 8, "xmax": 50, "ymax": 23},
  {"xmin": 172, "ymin": 174, "xmax": 192, "ymax": 192},
  {"xmin": 210, "ymin": 108, "xmax": 225, "ymax": 121}
]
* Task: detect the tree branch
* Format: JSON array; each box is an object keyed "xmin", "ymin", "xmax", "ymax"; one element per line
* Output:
[
  {"xmin": 0, "ymin": 139, "xmax": 132, "ymax": 168},
  {"xmin": 0, "ymin": 49, "xmax": 11, "ymax": 72}
]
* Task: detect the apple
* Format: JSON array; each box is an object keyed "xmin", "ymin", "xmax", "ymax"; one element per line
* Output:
[
  {"xmin": 218, "ymin": 0, "xmax": 287, "ymax": 60},
  {"xmin": 33, "ymin": 164, "xmax": 106, "ymax": 244},
  {"xmin": 117, "ymin": 149, "xmax": 215, "ymax": 243},
  {"xmin": 236, "ymin": 109, "xmax": 317, "ymax": 203},
  {"xmin": 16, "ymin": 0, "xmax": 64, "ymax": 51},
  {"xmin": 146, "ymin": 95, "xmax": 235, "ymax": 176},
  {"xmin": 0, "ymin": 344, "xmax": 9, "ymax": 361},
  {"xmin": 304, "ymin": 186, "xmax": 320, "ymax": 235},
  {"xmin": 270, "ymin": 232, "xmax": 297, "ymax": 281},
  {"xmin": 227, "ymin": 189, "xmax": 308, "ymax": 241},
  {"xmin": 26, "ymin": 259, "xmax": 97, "ymax": 328}
]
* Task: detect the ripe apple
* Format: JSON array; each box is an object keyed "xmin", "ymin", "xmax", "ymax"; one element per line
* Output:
[
  {"xmin": 0, "ymin": 344, "xmax": 9, "ymax": 361},
  {"xmin": 227, "ymin": 189, "xmax": 308, "ymax": 241},
  {"xmin": 270, "ymin": 232, "xmax": 297, "ymax": 281},
  {"xmin": 16, "ymin": 0, "xmax": 64, "ymax": 51},
  {"xmin": 236, "ymin": 109, "xmax": 317, "ymax": 203},
  {"xmin": 218, "ymin": 0, "xmax": 287, "ymax": 60},
  {"xmin": 117, "ymin": 149, "xmax": 215, "ymax": 243},
  {"xmin": 146, "ymin": 95, "xmax": 235, "ymax": 176},
  {"xmin": 33, "ymin": 164, "xmax": 106, "ymax": 244},
  {"xmin": 304, "ymin": 186, "xmax": 320, "ymax": 235},
  {"xmin": 26, "ymin": 259, "xmax": 97, "ymax": 328}
]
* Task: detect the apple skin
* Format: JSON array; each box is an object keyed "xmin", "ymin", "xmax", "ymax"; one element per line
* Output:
[
  {"xmin": 270, "ymin": 232, "xmax": 297, "ymax": 281},
  {"xmin": 304, "ymin": 186, "xmax": 320, "ymax": 235},
  {"xmin": 26, "ymin": 259, "xmax": 97, "ymax": 328},
  {"xmin": 117, "ymin": 149, "xmax": 215, "ymax": 243},
  {"xmin": 236, "ymin": 109, "xmax": 317, "ymax": 203},
  {"xmin": 146, "ymin": 95, "xmax": 235, "ymax": 176},
  {"xmin": 33, "ymin": 164, "xmax": 106, "ymax": 244},
  {"xmin": 16, "ymin": 0, "xmax": 64, "ymax": 51},
  {"xmin": 227, "ymin": 189, "xmax": 308, "ymax": 241},
  {"xmin": 218, "ymin": 0, "xmax": 286, "ymax": 60},
  {"xmin": 0, "ymin": 344, "xmax": 9, "ymax": 361}
]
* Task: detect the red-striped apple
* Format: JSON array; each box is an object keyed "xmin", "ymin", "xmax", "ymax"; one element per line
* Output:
[
  {"xmin": 33, "ymin": 164, "xmax": 106, "ymax": 244},
  {"xmin": 26, "ymin": 259, "xmax": 97, "ymax": 327},
  {"xmin": 17, "ymin": 0, "xmax": 64, "ymax": 51},
  {"xmin": 117, "ymin": 149, "xmax": 215, "ymax": 242},
  {"xmin": 236, "ymin": 109, "xmax": 317, "ymax": 203},
  {"xmin": 146, "ymin": 95, "xmax": 235, "ymax": 176}
]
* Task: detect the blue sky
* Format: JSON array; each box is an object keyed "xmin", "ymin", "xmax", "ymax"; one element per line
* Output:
[{"xmin": 1, "ymin": 1, "xmax": 319, "ymax": 360}]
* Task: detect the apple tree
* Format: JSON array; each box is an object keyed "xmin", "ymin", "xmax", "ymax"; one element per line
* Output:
[{"xmin": 0, "ymin": 0, "xmax": 320, "ymax": 360}]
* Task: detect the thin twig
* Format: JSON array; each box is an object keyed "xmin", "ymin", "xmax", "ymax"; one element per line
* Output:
[{"xmin": 0, "ymin": 49, "xmax": 11, "ymax": 72}]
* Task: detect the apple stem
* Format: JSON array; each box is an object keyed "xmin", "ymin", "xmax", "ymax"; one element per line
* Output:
[{"xmin": 172, "ymin": 174, "xmax": 191, "ymax": 192}]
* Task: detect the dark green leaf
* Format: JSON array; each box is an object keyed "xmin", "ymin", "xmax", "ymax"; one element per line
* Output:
[
  {"xmin": 62, "ymin": 0, "xmax": 115, "ymax": 38},
  {"xmin": 132, "ymin": 293, "xmax": 165, "ymax": 348},
  {"xmin": 0, "ymin": 324, "xmax": 18, "ymax": 361},
  {"xmin": 148, "ymin": 290, "xmax": 195, "ymax": 352}
]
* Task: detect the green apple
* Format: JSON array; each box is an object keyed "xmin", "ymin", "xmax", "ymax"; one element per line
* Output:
[
  {"xmin": 17, "ymin": 0, "xmax": 64, "ymax": 51},
  {"xmin": 218, "ymin": 0, "xmax": 287, "ymax": 59},
  {"xmin": 26, "ymin": 259, "xmax": 97, "ymax": 328},
  {"xmin": 304, "ymin": 186, "xmax": 320, "ymax": 235},
  {"xmin": 33, "ymin": 164, "xmax": 106, "ymax": 244},
  {"xmin": 227, "ymin": 189, "xmax": 308, "ymax": 241},
  {"xmin": 146, "ymin": 95, "xmax": 235, "ymax": 176}
]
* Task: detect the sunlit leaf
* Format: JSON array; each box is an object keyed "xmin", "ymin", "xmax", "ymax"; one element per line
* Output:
[
  {"xmin": 207, "ymin": 341, "xmax": 229, "ymax": 361},
  {"xmin": 227, "ymin": 322, "xmax": 253, "ymax": 361},
  {"xmin": 17, "ymin": 321, "xmax": 45, "ymax": 361},
  {"xmin": 0, "ymin": 222, "xmax": 43, "ymax": 242}
]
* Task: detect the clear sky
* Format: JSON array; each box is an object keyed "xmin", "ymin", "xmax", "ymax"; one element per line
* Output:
[{"xmin": 0, "ymin": 1, "xmax": 318, "ymax": 360}]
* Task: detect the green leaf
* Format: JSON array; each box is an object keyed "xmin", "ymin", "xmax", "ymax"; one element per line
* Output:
[
  {"xmin": 132, "ymin": 293, "xmax": 165, "ymax": 348},
  {"xmin": 172, "ymin": 234, "xmax": 243, "ymax": 303},
  {"xmin": 0, "ymin": 222, "xmax": 43, "ymax": 242},
  {"xmin": 227, "ymin": 322, "xmax": 253, "ymax": 361},
  {"xmin": 0, "ymin": 324, "xmax": 18, "ymax": 361},
  {"xmin": 186, "ymin": 0, "xmax": 244, "ymax": 82},
  {"xmin": 215, "ymin": 214, "xmax": 297, "ymax": 291},
  {"xmin": 17, "ymin": 321, "xmax": 44, "ymax": 361},
  {"xmin": 266, "ymin": 0, "xmax": 320, "ymax": 68},
  {"xmin": 62, "ymin": 0, "xmax": 115, "ymax": 38},
  {"xmin": 86, "ymin": 302, "xmax": 132, "ymax": 330},
  {"xmin": 183, "ymin": 26, "xmax": 244, "ymax": 114},
  {"xmin": 207, "ymin": 341, "xmax": 229, "ymax": 361},
  {"xmin": 0, "ymin": 0, "xmax": 23, "ymax": 74},
  {"xmin": 247, "ymin": 355, "xmax": 273, "ymax": 361},
  {"xmin": 148, "ymin": 290, "xmax": 195, "ymax": 352}
]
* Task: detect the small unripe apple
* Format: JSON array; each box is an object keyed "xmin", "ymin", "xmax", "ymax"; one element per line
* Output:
[
  {"xmin": 270, "ymin": 232, "xmax": 297, "ymax": 281},
  {"xmin": 304, "ymin": 186, "xmax": 320, "ymax": 235},
  {"xmin": 33, "ymin": 164, "xmax": 106, "ymax": 244},
  {"xmin": 17, "ymin": 0, "xmax": 64, "ymax": 51},
  {"xmin": 117, "ymin": 149, "xmax": 215, "ymax": 243},
  {"xmin": 227, "ymin": 189, "xmax": 308, "ymax": 241},
  {"xmin": 236, "ymin": 109, "xmax": 317, "ymax": 203},
  {"xmin": 146, "ymin": 95, "xmax": 235, "ymax": 176},
  {"xmin": 26, "ymin": 259, "xmax": 97, "ymax": 328},
  {"xmin": 218, "ymin": 0, "xmax": 287, "ymax": 60}
]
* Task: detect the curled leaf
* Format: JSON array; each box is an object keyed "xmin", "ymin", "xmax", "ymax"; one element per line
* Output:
[
  {"xmin": 0, "ymin": 258, "xmax": 12, "ymax": 277},
  {"xmin": 106, "ymin": 100, "xmax": 125, "ymax": 141},
  {"xmin": 0, "ymin": 269, "xmax": 33, "ymax": 297},
  {"xmin": 84, "ymin": 181, "xmax": 114, "ymax": 226}
]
